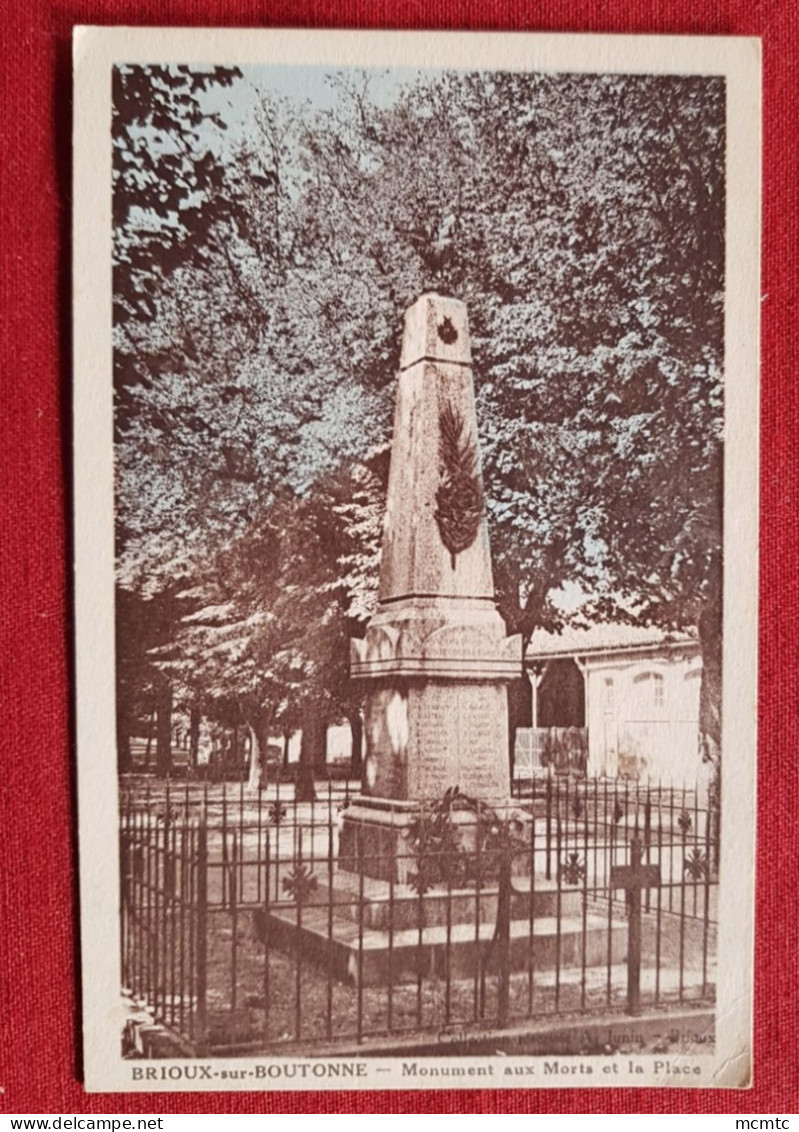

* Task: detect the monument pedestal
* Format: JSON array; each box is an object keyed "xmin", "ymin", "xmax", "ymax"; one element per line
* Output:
[
  {"xmin": 338, "ymin": 792, "xmax": 530, "ymax": 885},
  {"xmin": 257, "ymin": 868, "xmax": 628, "ymax": 988},
  {"xmin": 345, "ymin": 598, "xmax": 523, "ymax": 881},
  {"xmin": 352, "ymin": 597, "xmax": 521, "ymax": 798},
  {"xmin": 338, "ymin": 797, "xmax": 420, "ymax": 884}
]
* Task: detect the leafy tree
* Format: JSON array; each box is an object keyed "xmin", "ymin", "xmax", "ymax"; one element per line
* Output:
[
  {"xmin": 113, "ymin": 64, "xmax": 243, "ymax": 326},
  {"xmin": 155, "ymin": 470, "xmax": 379, "ymax": 797},
  {"xmin": 114, "ymin": 65, "xmax": 726, "ymax": 787},
  {"xmin": 113, "ymin": 77, "xmax": 383, "ymax": 777}
]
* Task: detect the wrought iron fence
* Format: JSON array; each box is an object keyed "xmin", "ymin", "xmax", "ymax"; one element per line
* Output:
[{"xmin": 120, "ymin": 775, "xmax": 718, "ymax": 1057}]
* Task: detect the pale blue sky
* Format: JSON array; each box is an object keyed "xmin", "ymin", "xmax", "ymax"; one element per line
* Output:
[{"xmin": 199, "ymin": 64, "xmax": 432, "ymax": 154}]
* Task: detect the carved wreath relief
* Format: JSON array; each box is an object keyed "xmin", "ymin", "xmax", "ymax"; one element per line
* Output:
[{"xmin": 434, "ymin": 401, "xmax": 483, "ymax": 568}]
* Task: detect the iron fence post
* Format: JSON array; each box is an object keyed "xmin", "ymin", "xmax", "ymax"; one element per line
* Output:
[
  {"xmin": 496, "ymin": 827, "xmax": 512, "ymax": 1027},
  {"xmin": 195, "ymin": 819, "xmax": 208, "ymax": 1054},
  {"xmin": 545, "ymin": 772, "xmax": 552, "ymax": 880},
  {"xmin": 627, "ymin": 836, "xmax": 643, "ymax": 1017}
]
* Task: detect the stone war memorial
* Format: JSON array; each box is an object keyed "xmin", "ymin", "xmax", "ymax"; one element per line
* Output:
[
  {"xmin": 88, "ymin": 40, "xmax": 758, "ymax": 1085},
  {"xmin": 274, "ymin": 294, "xmax": 628, "ymax": 992},
  {"xmin": 341, "ymin": 293, "xmax": 524, "ymax": 881}
]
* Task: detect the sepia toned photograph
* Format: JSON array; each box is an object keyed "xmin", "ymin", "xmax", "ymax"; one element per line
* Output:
[{"xmin": 73, "ymin": 29, "xmax": 760, "ymax": 1092}]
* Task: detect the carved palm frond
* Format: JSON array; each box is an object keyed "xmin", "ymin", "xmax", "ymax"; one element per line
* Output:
[{"xmin": 435, "ymin": 402, "xmax": 483, "ymax": 567}]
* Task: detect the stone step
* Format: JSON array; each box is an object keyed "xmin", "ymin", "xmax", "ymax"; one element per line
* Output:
[
  {"xmin": 312, "ymin": 872, "xmax": 582, "ymax": 929},
  {"xmin": 254, "ymin": 905, "xmax": 626, "ymax": 987}
]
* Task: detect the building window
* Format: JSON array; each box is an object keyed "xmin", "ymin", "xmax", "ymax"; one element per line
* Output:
[
  {"xmin": 604, "ymin": 677, "xmax": 615, "ymax": 709},
  {"xmin": 633, "ymin": 670, "xmax": 666, "ymax": 710}
]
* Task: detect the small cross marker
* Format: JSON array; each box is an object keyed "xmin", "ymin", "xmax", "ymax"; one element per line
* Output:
[{"xmin": 610, "ymin": 836, "xmax": 661, "ymax": 1015}]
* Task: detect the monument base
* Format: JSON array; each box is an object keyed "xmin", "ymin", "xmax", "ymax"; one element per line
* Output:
[
  {"xmin": 338, "ymin": 794, "xmax": 527, "ymax": 885},
  {"xmin": 338, "ymin": 797, "xmax": 420, "ymax": 884},
  {"xmin": 254, "ymin": 866, "xmax": 627, "ymax": 988}
]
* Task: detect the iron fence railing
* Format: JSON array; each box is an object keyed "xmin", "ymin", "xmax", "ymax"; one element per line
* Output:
[{"xmin": 120, "ymin": 775, "xmax": 718, "ymax": 1057}]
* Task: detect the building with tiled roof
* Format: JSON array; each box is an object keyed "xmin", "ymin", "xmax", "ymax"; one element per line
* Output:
[{"xmin": 519, "ymin": 623, "xmax": 705, "ymax": 786}]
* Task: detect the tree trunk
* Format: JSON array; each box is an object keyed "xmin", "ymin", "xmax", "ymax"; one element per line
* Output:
[
  {"xmin": 189, "ymin": 706, "xmax": 201, "ymax": 770},
  {"xmin": 314, "ymin": 718, "xmax": 329, "ymax": 773},
  {"xmin": 348, "ymin": 710, "xmax": 363, "ymax": 781},
  {"xmin": 245, "ymin": 715, "xmax": 271, "ymax": 793},
  {"xmin": 698, "ymin": 594, "xmax": 722, "ymax": 765},
  {"xmin": 698, "ymin": 579, "xmax": 723, "ymax": 867},
  {"xmin": 144, "ymin": 701, "xmax": 156, "ymax": 768},
  {"xmin": 232, "ymin": 725, "xmax": 241, "ymax": 780},
  {"xmin": 117, "ymin": 711, "xmax": 132, "ymax": 775},
  {"xmin": 297, "ymin": 712, "xmax": 325, "ymax": 802},
  {"xmin": 154, "ymin": 682, "xmax": 173, "ymax": 778},
  {"xmin": 246, "ymin": 726, "xmax": 262, "ymax": 791}
]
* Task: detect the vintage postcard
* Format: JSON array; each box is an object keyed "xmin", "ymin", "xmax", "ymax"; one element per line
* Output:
[{"xmin": 73, "ymin": 28, "xmax": 760, "ymax": 1091}]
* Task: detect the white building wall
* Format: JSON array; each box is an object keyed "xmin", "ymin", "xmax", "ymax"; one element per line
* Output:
[{"xmin": 585, "ymin": 649, "xmax": 703, "ymax": 785}]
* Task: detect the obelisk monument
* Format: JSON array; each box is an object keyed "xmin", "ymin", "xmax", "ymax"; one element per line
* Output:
[{"xmin": 341, "ymin": 294, "xmax": 522, "ymax": 878}]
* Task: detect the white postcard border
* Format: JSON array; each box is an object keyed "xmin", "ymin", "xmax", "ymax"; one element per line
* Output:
[{"xmin": 73, "ymin": 26, "xmax": 761, "ymax": 1092}]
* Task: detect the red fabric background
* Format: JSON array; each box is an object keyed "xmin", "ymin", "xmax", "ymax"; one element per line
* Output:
[{"xmin": 0, "ymin": 0, "xmax": 795, "ymax": 1115}]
